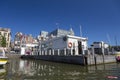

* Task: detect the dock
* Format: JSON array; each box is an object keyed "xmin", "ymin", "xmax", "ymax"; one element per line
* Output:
[{"xmin": 21, "ymin": 54, "xmax": 116, "ymax": 65}]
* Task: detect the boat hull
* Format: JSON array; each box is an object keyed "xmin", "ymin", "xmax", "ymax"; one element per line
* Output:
[
  {"xmin": 0, "ymin": 47, "xmax": 8, "ymax": 65},
  {"xmin": 0, "ymin": 58, "xmax": 8, "ymax": 65}
]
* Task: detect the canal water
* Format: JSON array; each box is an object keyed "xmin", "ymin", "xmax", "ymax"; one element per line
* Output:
[{"xmin": 0, "ymin": 56, "xmax": 120, "ymax": 80}]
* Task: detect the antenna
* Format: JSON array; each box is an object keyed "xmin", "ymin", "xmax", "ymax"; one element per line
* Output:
[{"xmin": 80, "ymin": 25, "xmax": 82, "ymax": 37}]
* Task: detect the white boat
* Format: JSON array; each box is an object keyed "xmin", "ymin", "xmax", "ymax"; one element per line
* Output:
[{"xmin": 0, "ymin": 47, "xmax": 8, "ymax": 65}]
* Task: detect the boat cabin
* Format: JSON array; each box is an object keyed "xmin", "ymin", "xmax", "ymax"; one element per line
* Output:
[{"xmin": 39, "ymin": 35, "xmax": 88, "ymax": 56}]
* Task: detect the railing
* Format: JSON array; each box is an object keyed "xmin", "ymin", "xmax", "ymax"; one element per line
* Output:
[{"xmin": 34, "ymin": 48, "xmax": 82, "ymax": 56}]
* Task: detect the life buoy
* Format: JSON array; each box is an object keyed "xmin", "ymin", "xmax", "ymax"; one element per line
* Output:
[{"xmin": 68, "ymin": 42, "xmax": 72, "ymax": 48}]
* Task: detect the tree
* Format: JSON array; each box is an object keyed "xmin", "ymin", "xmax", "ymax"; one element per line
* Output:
[
  {"xmin": 0, "ymin": 34, "xmax": 1, "ymax": 47},
  {"xmin": 1, "ymin": 36, "xmax": 6, "ymax": 47}
]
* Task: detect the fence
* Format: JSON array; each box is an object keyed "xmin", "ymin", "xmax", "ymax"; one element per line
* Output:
[{"xmin": 33, "ymin": 48, "xmax": 80, "ymax": 56}]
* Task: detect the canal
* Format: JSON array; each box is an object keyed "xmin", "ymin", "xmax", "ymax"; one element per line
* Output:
[{"xmin": 0, "ymin": 54, "xmax": 120, "ymax": 80}]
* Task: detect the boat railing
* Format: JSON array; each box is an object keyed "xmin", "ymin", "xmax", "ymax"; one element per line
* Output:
[{"xmin": 31, "ymin": 48, "xmax": 88, "ymax": 56}]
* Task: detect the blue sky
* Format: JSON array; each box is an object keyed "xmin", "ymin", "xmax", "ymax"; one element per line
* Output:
[{"xmin": 0, "ymin": 0, "xmax": 120, "ymax": 46}]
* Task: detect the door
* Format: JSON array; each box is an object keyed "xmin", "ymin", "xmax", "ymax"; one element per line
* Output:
[{"xmin": 78, "ymin": 41, "xmax": 82, "ymax": 55}]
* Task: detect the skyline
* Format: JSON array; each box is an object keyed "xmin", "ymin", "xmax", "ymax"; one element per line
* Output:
[{"xmin": 0, "ymin": 0, "xmax": 120, "ymax": 45}]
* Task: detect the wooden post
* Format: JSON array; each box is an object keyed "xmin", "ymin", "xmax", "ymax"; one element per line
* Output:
[
  {"xmin": 91, "ymin": 45, "xmax": 96, "ymax": 66},
  {"xmin": 58, "ymin": 49, "xmax": 60, "ymax": 55},
  {"xmin": 45, "ymin": 50, "xmax": 47, "ymax": 55},
  {"xmin": 39, "ymin": 50, "xmax": 41, "ymax": 55},
  {"xmin": 49, "ymin": 50, "xmax": 51, "ymax": 55},
  {"xmin": 82, "ymin": 45, "xmax": 85, "ymax": 55},
  {"xmin": 70, "ymin": 48, "xmax": 73, "ymax": 55},
  {"xmin": 52, "ymin": 49, "xmax": 54, "ymax": 55},
  {"xmin": 101, "ymin": 42, "xmax": 105, "ymax": 63},
  {"xmin": 64, "ymin": 48, "xmax": 66, "ymax": 55}
]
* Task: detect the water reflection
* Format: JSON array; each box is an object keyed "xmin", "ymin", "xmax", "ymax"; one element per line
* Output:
[
  {"xmin": 0, "ymin": 65, "xmax": 6, "ymax": 79},
  {"xmin": 3, "ymin": 58, "xmax": 120, "ymax": 80}
]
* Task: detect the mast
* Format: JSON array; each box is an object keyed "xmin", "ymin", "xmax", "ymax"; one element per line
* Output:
[
  {"xmin": 115, "ymin": 36, "xmax": 118, "ymax": 47},
  {"xmin": 106, "ymin": 33, "xmax": 111, "ymax": 53},
  {"xmin": 114, "ymin": 36, "xmax": 119, "ymax": 51},
  {"xmin": 80, "ymin": 25, "xmax": 82, "ymax": 37},
  {"xmin": 107, "ymin": 34, "xmax": 111, "ymax": 45}
]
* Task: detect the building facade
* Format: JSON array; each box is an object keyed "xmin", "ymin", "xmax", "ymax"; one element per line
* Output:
[
  {"xmin": 48, "ymin": 28, "xmax": 74, "ymax": 37},
  {"xmin": 0, "ymin": 28, "xmax": 11, "ymax": 47},
  {"xmin": 14, "ymin": 32, "xmax": 38, "ymax": 53},
  {"xmin": 38, "ymin": 28, "xmax": 75, "ymax": 41},
  {"xmin": 14, "ymin": 32, "xmax": 23, "ymax": 52},
  {"xmin": 36, "ymin": 28, "xmax": 88, "ymax": 56},
  {"xmin": 39, "ymin": 35, "xmax": 88, "ymax": 56},
  {"xmin": 92, "ymin": 41, "xmax": 109, "ymax": 54},
  {"xmin": 37, "ymin": 31, "xmax": 48, "ymax": 41}
]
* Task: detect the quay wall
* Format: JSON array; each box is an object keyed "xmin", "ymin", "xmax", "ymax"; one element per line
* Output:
[
  {"xmin": 87, "ymin": 55, "xmax": 116, "ymax": 65},
  {"xmin": 21, "ymin": 55, "xmax": 86, "ymax": 65},
  {"xmin": 21, "ymin": 55, "xmax": 117, "ymax": 65}
]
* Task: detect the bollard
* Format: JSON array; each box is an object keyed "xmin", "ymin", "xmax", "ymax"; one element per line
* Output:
[
  {"xmin": 58, "ymin": 49, "xmax": 60, "ymax": 56},
  {"xmin": 91, "ymin": 45, "xmax": 97, "ymax": 65}
]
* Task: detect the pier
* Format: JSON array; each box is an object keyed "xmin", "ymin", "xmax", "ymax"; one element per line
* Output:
[
  {"xmin": 21, "ymin": 48, "xmax": 116, "ymax": 65},
  {"xmin": 21, "ymin": 55, "xmax": 116, "ymax": 65}
]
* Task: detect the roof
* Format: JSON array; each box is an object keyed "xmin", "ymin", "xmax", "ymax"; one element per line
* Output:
[{"xmin": 41, "ymin": 35, "xmax": 88, "ymax": 43}]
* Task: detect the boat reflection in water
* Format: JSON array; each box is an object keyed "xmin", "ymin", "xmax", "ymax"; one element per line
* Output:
[
  {"xmin": 0, "ymin": 47, "xmax": 8, "ymax": 65},
  {"xmin": 2, "ymin": 57, "xmax": 120, "ymax": 80},
  {"xmin": 0, "ymin": 65, "xmax": 6, "ymax": 79}
]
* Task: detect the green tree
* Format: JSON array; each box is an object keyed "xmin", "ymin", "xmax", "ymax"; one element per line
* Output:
[
  {"xmin": 1, "ymin": 36, "xmax": 6, "ymax": 47},
  {"xmin": 0, "ymin": 34, "xmax": 1, "ymax": 47}
]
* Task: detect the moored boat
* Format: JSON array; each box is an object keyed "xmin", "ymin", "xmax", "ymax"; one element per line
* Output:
[{"xmin": 0, "ymin": 47, "xmax": 8, "ymax": 65}]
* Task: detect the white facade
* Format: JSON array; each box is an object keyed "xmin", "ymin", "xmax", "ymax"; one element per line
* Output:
[
  {"xmin": 20, "ymin": 43, "xmax": 38, "ymax": 55},
  {"xmin": 92, "ymin": 41, "xmax": 109, "ymax": 54},
  {"xmin": 93, "ymin": 41, "xmax": 109, "ymax": 48},
  {"xmin": 39, "ymin": 35, "xmax": 88, "ymax": 55},
  {"xmin": 93, "ymin": 43, "xmax": 102, "ymax": 48}
]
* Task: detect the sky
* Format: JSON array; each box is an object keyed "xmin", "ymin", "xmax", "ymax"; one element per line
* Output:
[{"xmin": 0, "ymin": 0, "xmax": 120, "ymax": 46}]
